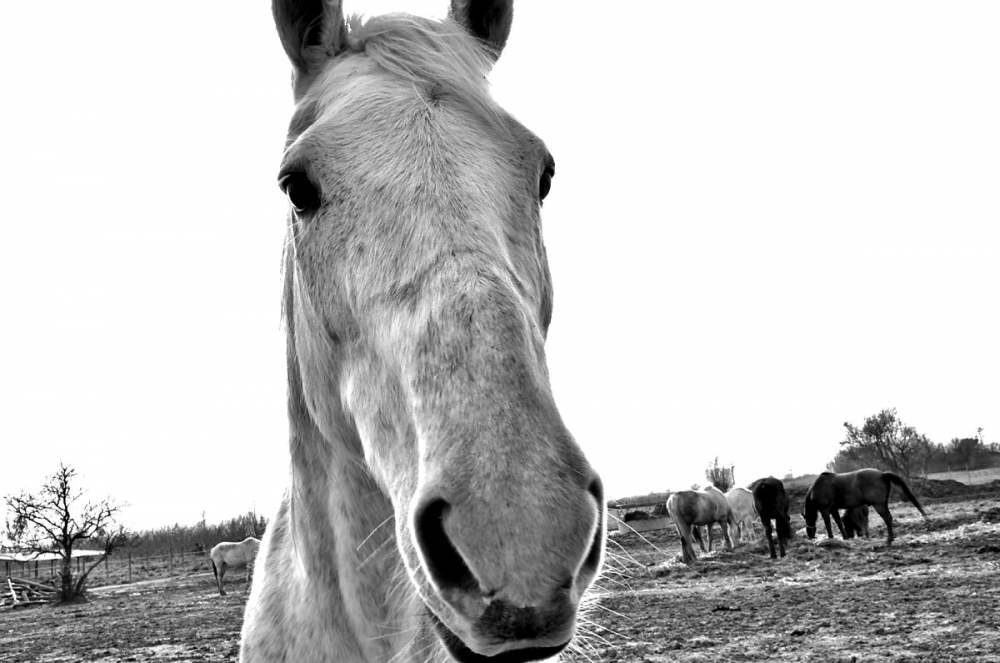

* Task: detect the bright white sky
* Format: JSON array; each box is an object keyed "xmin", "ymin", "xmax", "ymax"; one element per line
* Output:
[{"xmin": 2, "ymin": 2, "xmax": 998, "ymax": 531}]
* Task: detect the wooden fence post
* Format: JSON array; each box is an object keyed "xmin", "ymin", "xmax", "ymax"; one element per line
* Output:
[
  {"xmin": 169, "ymin": 547, "xmax": 174, "ymax": 575},
  {"xmin": 128, "ymin": 551, "xmax": 132, "ymax": 584}
]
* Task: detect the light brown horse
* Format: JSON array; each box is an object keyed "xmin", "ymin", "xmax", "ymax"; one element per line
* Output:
[
  {"xmin": 210, "ymin": 537, "xmax": 260, "ymax": 596},
  {"xmin": 240, "ymin": 2, "xmax": 605, "ymax": 661},
  {"xmin": 666, "ymin": 486, "xmax": 737, "ymax": 563}
]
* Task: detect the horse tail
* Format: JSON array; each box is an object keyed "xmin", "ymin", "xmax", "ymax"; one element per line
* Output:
[
  {"xmin": 883, "ymin": 472, "xmax": 928, "ymax": 518},
  {"xmin": 211, "ymin": 558, "xmax": 218, "ymax": 581}
]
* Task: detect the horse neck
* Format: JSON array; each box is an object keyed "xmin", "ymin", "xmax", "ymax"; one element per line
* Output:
[{"xmin": 283, "ymin": 374, "xmax": 434, "ymax": 660}]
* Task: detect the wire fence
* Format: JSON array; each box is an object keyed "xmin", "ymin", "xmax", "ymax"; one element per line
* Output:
[{"xmin": 3, "ymin": 548, "xmax": 211, "ymax": 589}]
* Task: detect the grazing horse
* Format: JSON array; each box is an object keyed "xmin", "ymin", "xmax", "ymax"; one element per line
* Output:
[
  {"xmin": 749, "ymin": 477, "xmax": 792, "ymax": 559},
  {"xmin": 805, "ymin": 469, "xmax": 927, "ymax": 545},
  {"xmin": 210, "ymin": 537, "xmax": 261, "ymax": 596},
  {"xmin": 666, "ymin": 486, "xmax": 736, "ymax": 563},
  {"xmin": 725, "ymin": 487, "xmax": 758, "ymax": 544},
  {"xmin": 241, "ymin": 2, "xmax": 605, "ymax": 661},
  {"xmin": 842, "ymin": 505, "xmax": 870, "ymax": 539}
]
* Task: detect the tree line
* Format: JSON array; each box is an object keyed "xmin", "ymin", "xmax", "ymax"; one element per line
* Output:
[
  {"xmin": 131, "ymin": 510, "xmax": 267, "ymax": 556},
  {"xmin": 828, "ymin": 408, "xmax": 999, "ymax": 481}
]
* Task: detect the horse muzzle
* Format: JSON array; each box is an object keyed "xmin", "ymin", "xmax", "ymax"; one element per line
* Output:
[
  {"xmin": 428, "ymin": 599, "xmax": 575, "ymax": 662},
  {"xmin": 410, "ymin": 477, "xmax": 604, "ymax": 661}
]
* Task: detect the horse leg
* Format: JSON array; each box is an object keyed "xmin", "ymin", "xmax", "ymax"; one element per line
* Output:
[
  {"xmin": 831, "ymin": 509, "xmax": 847, "ymax": 540},
  {"xmin": 677, "ymin": 522, "xmax": 696, "ymax": 563},
  {"xmin": 874, "ymin": 503, "xmax": 894, "ymax": 545},
  {"xmin": 763, "ymin": 519, "xmax": 776, "ymax": 559},
  {"xmin": 706, "ymin": 523, "xmax": 714, "ymax": 552},
  {"xmin": 218, "ymin": 562, "xmax": 227, "ymax": 596},
  {"xmin": 821, "ymin": 509, "xmax": 835, "ymax": 539},
  {"xmin": 722, "ymin": 520, "xmax": 734, "ymax": 552},
  {"xmin": 692, "ymin": 525, "xmax": 706, "ymax": 553}
]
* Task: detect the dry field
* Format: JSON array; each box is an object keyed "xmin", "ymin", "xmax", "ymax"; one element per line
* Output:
[{"xmin": 2, "ymin": 486, "xmax": 999, "ymax": 662}]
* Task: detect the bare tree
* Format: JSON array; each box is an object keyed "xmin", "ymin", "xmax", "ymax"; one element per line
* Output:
[
  {"xmin": 840, "ymin": 408, "xmax": 929, "ymax": 481},
  {"xmin": 705, "ymin": 457, "xmax": 735, "ymax": 492},
  {"xmin": 4, "ymin": 463, "xmax": 138, "ymax": 601}
]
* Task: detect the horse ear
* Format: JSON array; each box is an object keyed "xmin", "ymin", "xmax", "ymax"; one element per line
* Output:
[
  {"xmin": 448, "ymin": 0, "xmax": 513, "ymax": 59},
  {"xmin": 273, "ymin": 0, "xmax": 347, "ymax": 85}
]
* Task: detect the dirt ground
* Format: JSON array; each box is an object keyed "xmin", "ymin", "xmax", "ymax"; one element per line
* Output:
[
  {"xmin": 2, "ymin": 489, "xmax": 999, "ymax": 662},
  {"xmin": 0, "ymin": 574, "xmax": 246, "ymax": 662},
  {"xmin": 575, "ymin": 492, "xmax": 1000, "ymax": 663}
]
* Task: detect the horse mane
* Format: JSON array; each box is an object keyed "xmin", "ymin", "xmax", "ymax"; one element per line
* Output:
[{"xmin": 341, "ymin": 13, "xmax": 501, "ymax": 126}]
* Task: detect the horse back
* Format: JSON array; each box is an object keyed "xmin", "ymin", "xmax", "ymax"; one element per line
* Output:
[{"xmin": 811, "ymin": 469, "xmax": 891, "ymax": 509}]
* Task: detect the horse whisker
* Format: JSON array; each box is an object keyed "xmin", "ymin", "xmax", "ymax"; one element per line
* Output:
[
  {"xmin": 357, "ymin": 514, "xmax": 395, "ymax": 553},
  {"xmin": 577, "ymin": 618, "xmax": 627, "ymax": 641}
]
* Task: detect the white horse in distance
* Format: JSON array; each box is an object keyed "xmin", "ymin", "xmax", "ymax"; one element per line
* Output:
[
  {"xmin": 210, "ymin": 537, "xmax": 260, "ymax": 596},
  {"xmin": 725, "ymin": 487, "xmax": 759, "ymax": 544}
]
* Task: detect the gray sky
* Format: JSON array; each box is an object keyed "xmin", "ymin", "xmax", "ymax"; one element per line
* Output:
[{"xmin": 2, "ymin": 1, "xmax": 998, "ymax": 531}]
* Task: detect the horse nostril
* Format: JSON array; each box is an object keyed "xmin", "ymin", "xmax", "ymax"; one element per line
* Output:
[
  {"xmin": 579, "ymin": 477, "xmax": 606, "ymax": 579},
  {"xmin": 587, "ymin": 477, "xmax": 604, "ymax": 508},
  {"xmin": 414, "ymin": 498, "xmax": 480, "ymax": 594}
]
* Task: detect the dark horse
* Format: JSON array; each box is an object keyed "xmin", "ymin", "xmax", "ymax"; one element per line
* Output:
[
  {"xmin": 805, "ymin": 469, "xmax": 928, "ymax": 544},
  {"xmin": 749, "ymin": 477, "xmax": 792, "ymax": 559},
  {"xmin": 842, "ymin": 505, "xmax": 870, "ymax": 539}
]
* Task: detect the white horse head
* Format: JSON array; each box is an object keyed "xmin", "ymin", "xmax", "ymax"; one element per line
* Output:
[{"xmin": 241, "ymin": 2, "xmax": 605, "ymax": 661}]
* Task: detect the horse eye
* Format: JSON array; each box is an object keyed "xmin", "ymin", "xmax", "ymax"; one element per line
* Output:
[
  {"xmin": 539, "ymin": 164, "xmax": 554, "ymax": 201},
  {"xmin": 279, "ymin": 172, "xmax": 320, "ymax": 214}
]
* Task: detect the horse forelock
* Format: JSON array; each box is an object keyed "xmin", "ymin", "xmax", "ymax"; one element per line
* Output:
[
  {"xmin": 286, "ymin": 13, "xmax": 503, "ymax": 141},
  {"xmin": 346, "ymin": 14, "xmax": 499, "ymax": 119}
]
